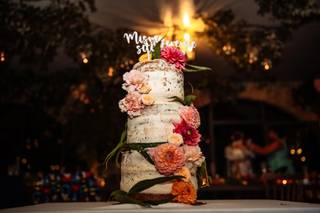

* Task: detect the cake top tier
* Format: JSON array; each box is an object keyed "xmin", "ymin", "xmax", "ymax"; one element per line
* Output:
[
  {"xmin": 134, "ymin": 59, "xmax": 184, "ymax": 102},
  {"xmin": 133, "ymin": 59, "xmax": 179, "ymax": 73}
]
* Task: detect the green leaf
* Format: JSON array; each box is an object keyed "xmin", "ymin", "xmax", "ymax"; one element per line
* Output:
[
  {"xmin": 123, "ymin": 142, "xmax": 165, "ymax": 150},
  {"xmin": 105, "ymin": 123, "xmax": 127, "ymax": 169},
  {"xmin": 184, "ymin": 95, "xmax": 197, "ymax": 106},
  {"xmin": 128, "ymin": 176, "xmax": 184, "ymax": 195},
  {"xmin": 145, "ymin": 195, "xmax": 175, "ymax": 205},
  {"xmin": 197, "ymin": 161, "xmax": 209, "ymax": 188},
  {"xmin": 169, "ymin": 96, "xmax": 185, "ymax": 105},
  {"xmin": 152, "ymin": 42, "xmax": 161, "ymax": 59},
  {"xmin": 110, "ymin": 190, "xmax": 151, "ymax": 207},
  {"xmin": 152, "ymin": 34, "xmax": 167, "ymax": 59},
  {"xmin": 138, "ymin": 150, "xmax": 154, "ymax": 165},
  {"xmin": 184, "ymin": 64, "xmax": 212, "ymax": 72},
  {"xmin": 169, "ymin": 95, "xmax": 196, "ymax": 106}
]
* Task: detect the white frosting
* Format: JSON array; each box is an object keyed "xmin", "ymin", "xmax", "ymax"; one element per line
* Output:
[
  {"xmin": 120, "ymin": 59, "xmax": 198, "ymax": 195},
  {"xmin": 127, "ymin": 103, "xmax": 182, "ymax": 143}
]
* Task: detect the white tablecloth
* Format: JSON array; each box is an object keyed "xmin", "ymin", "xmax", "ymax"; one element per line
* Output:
[{"xmin": 1, "ymin": 200, "xmax": 320, "ymax": 213}]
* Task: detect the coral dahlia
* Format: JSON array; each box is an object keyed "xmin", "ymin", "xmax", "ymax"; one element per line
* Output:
[{"xmin": 149, "ymin": 143, "xmax": 185, "ymax": 175}]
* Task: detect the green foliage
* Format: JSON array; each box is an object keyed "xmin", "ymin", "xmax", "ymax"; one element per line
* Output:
[
  {"xmin": 111, "ymin": 190, "xmax": 151, "ymax": 207},
  {"xmin": 128, "ymin": 176, "xmax": 184, "ymax": 195},
  {"xmin": 122, "ymin": 142, "xmax": 165, "ymax": 165},
  {"xmin": 197, "ymin": 161, "xmax": 209, "ymax": 188},
  {"xmin": 170, "ymin": 95, "xmax": 197, "ymax": 106},
  {"xmin": 110, "ymin": 176, "xmax": 183, "ymax": 207},
  {"xmin": 105, "ymin": 123, "xmax": 127, "ymax": 169},
  {"xmin": 152, "ymin": 42, "xmax": 161, "ymax": 59},
  {"xmin": 184, "ymin": 64, "xmax": 212, "ymax": 72}
]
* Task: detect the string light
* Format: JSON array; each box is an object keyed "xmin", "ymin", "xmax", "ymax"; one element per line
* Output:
[
  {"xmin": 301, "ymin": 156, "xmax": 306, "ymax": 162},
  {"xmin": 107, "ymin": 67, "xmax": 114, "ymax": 77},
  {"xmin": 248, "ymin": 48, "xmax": 258, "ymax": 64},
  {"xmin": 262, "ymin": 58, "xmax": 272, "ymax": 71},
  {"xmin": 0, "ymin": 51, "xmax": 5, "ymax": 62},
  {"xmin": 282, "ymin": 179, "xmax": 288, "ymax": 185},
  {"xmin": 222, "ymin": 43, "xmax": 235, "ymax": 55},
  {"xmin": 290, "ymin": 148, "xmax": 296, "ymax": 155},
  {"xmin": 80, "ymin": 52, "xmax": 89, "ymax": 64},
  {"xmin": 297, "ymin": 148, "xmax": 303, "ymax": 155}
]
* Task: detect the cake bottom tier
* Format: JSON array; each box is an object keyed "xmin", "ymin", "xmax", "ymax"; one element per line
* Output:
[{"xmin": 120, "ymin": 150, "xmax": 198, "ymax": 194}]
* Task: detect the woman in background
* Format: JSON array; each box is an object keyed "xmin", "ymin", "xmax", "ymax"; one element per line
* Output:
[{"xmin": 247, "ymin": 129, "xmax": 294, "ymax": 175}]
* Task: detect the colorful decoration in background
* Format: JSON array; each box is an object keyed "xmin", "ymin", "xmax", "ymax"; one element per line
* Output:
[{"xmin": 32, "ymin": 170, "xmax": 107, "ymax": 203}]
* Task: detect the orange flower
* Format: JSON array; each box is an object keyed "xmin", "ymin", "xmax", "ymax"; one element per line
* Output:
[{"xmin": 171, "ymin": 180, "xmax": 197, "ymax": 204}]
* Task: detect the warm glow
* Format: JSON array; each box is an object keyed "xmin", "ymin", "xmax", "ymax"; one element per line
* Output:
[
  {"xmin": 301, "ymin": 156, "xmax": 306, "ymax": 162},
  {"xmin": 82, "ymin": 58, "xmax": 88, "ymax": 64},
  {"xmin": 290, "ymin": 148, "xmax": 296, "ymax": 155},
  {"xmin": 262, "ymin": 59, "xmax": 272, "ymax": 71},
  {"xmin": 282, "ymin": 179, "xmax": 288, "ymax": 185},
  {"xmin": 80, "ymin": 52, "xmax": 89, "ymax": 64},
  {"xmin": 21, "ymin": 158, "xmax": 27, "ymax": 164},
  {"xmin": 98, "ymin": 178, "xmax": 106, "ymax": 188},
  {"xmin": 297, "ymin": 148, "xmax": 303, "ymax": 155},
  {"xmin": 107, "ymin": 67, "xmax": 114, "ymax": 77},
  {"xmin": 183, "ymin": 12, "xmax": 191, "ymax": 28},
  {"xmin": 222, "ymin": 44, "xmax": 235, "ymax": 55},
  {"xmin": 184, "ymin": 32, "xmax": 191, "ymax": 41},
  {"xmin": 0, "ymin": 51, "xmax": 5, "ymax": 62}
]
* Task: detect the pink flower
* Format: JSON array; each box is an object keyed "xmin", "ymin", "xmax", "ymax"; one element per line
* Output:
[
  {"xmin": 160, "ymin": 46, "xmax": 186, "ymax": 71},
  {"xmin": 149, "ymin": 143, "xmax": 185, "ymax": 175},
  {"xmin": 119, "ymin": 92, "xmax": 144, "ymax": 118},
  {"xmin": 173, "ymin": 120, "xmax": 201, "ymax": 146},
  {"xmin": 183, "ymin": 145, "xmax": 205, "ymax": 166},
  {"xmin": 122, "ymin": 69, "xmax": 145, "ymax": 92},
  {"xmin": 179, "ymin": 106, "xmax": 200, "ymax": 129}
]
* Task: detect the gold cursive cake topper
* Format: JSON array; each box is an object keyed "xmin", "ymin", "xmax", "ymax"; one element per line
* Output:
[{"xmin": 123, "ymin": 31, "xmax": 196, "ymax": 59}]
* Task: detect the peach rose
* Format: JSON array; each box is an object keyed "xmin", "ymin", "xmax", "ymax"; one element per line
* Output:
[
  {"xmin": 122, "ymin": 69, "xmax": 145, "ymax": 92},
  {"xmin": 119, "ymin": 92, "xmax": 144, "ymax": 118},
  {"xmin": 183, "ymin": 145, "xmax": 205, "ymax": 167},
  {"xmin": 141, "ymin": 94, "xmax": 155, "ymax": 106},
  {"xmin": 179, "ymin": 105, "xmax": 201, "ymax": 129},
  {"xmin": 138, "ymin": 84, "xmax": 152, "ymax": 94},
  {"xmin": 168, "ymin": 133, "xmax": 183, "ymax": 146}
]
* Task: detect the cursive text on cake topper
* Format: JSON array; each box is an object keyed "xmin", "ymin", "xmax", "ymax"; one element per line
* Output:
[{"xmin": 123, "ymin": 31, "xmax": 196, "ymax": 59}]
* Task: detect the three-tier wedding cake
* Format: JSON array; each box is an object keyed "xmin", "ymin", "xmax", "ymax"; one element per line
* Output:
[{"xmin": 116, "ymin": 46, "xmax": 206, "ymax": 205}]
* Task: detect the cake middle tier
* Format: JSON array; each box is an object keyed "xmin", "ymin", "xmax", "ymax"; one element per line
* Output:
[{"xmin": 127, "ymin": 102, "xmax": 182, "ymax": 143}]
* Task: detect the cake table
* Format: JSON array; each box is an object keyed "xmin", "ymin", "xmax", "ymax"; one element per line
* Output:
[{"xmin": 1, "ymin": 200, "xmax": 320, "ymax": 213}]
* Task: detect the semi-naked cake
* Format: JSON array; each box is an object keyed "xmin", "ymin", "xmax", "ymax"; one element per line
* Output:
[{"xmin": 117, "ymin": 46, "xmax": 206, "ymax": 205}]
